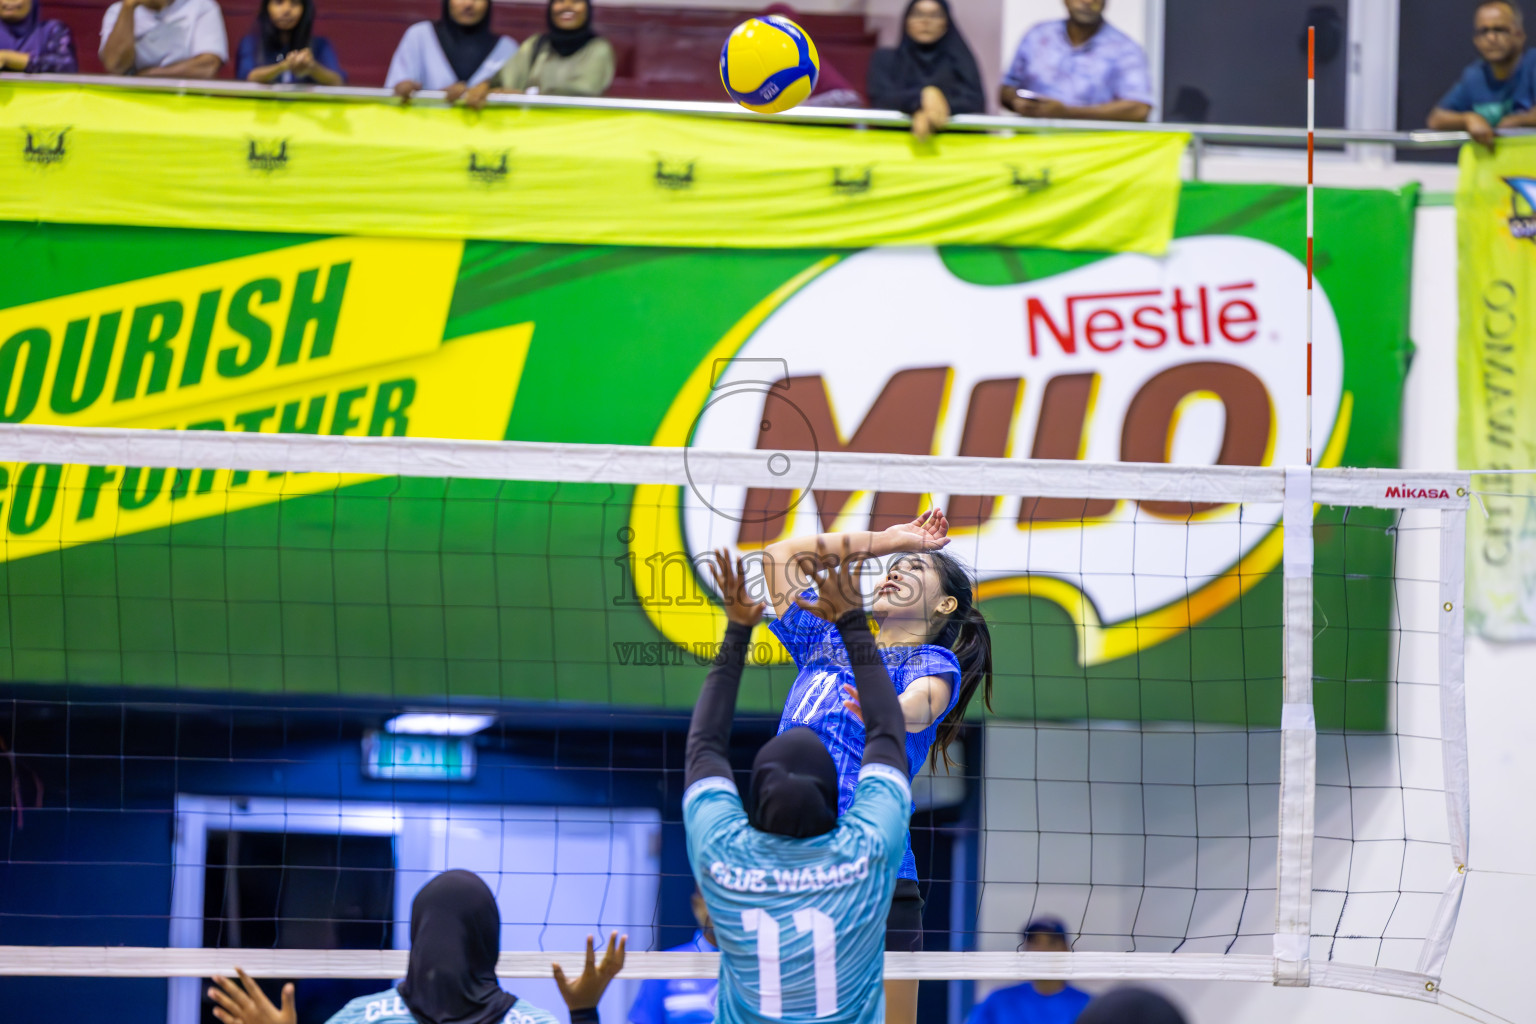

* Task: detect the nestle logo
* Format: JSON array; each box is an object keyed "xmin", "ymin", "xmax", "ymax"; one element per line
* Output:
[
  {"xmin": 468, "ymin": 151, "xmax": 509, "ymax": 184},
  {"xmin": 1027, "ymin": 281, "xmax": 1259, "ymax": 356},
  {"xmin": 1385, "ymin": 485, "xmax": 1451, "ymax": 500}
]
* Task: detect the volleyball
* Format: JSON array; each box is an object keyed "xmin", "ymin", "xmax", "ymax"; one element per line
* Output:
[{"xmin": 719, "ymin": 15, "xmax": 821, "ymax": 114}]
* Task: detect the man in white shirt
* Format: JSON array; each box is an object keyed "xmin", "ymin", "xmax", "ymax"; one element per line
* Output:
[{"xmin": 100, "ymin": 0, "xmax": 227, "ymax": 78}]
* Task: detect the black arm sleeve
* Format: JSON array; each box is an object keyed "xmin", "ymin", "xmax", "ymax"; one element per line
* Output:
[
  {"xmin": 866, "ymin": 50, "xmax": 926, "ymax": 114},
  {"xmin": 569, "ymin": 1008, "xmax": 600, "ymax": 1024},
  {"xmin": 683, "ymin": 620, "xmax": 754, "ymax": 791},
  {"xmin": 833, "ymin": 612, "xmax": 907, "ymax": 773}
]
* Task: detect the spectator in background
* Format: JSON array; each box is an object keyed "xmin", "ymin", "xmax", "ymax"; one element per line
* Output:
[
  {"xmin": 387, "ymin": 0, "xmax": 516, "ymax": 102},
  {"xmin": 1077, "ymin": 987, "xmax": 1187, "ymax": 1024},
  {"xmin": 0, "ymin": 0, "xmax": 77, "ymax": 73},
  {"xmin": 99, "ymin": 0, "xmax": 226, "ymax": 78},
  {"xmin": 627, "ymin": 890, "xmax": 718, "ymax": 1024},
  {"xmin": 762, "ymin": 3, "xmax": 861, "ymax": 107},
  {"xmin": 1428, "ymin": 1, "xmax": 1536, "ymax": 147},
  {"xmin": 238, "ymin": 0, "xmax": 344, "ymax": 85},
  {"xmin": 867, "ymin": 0, "xmax": 984, "ymax": 140},
  {"xmin": 1001, "ymin": 0, "xmax": 1152, "ymax": 122},
  {"xmin": 467, "ymin": 0, "xmax": 613, "ymax": 104},
  {"xmin": 966, "ymin": 918, "xmax": 1091, "ymax": 1024}
]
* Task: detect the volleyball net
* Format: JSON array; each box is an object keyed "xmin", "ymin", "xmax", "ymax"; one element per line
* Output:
[{"xmin": 0, "ymin": 425, "xmax": 1469, "ymax": 1014}]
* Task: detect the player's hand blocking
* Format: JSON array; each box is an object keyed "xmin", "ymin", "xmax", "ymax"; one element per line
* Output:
[
  {"xmin": 707, "ymin": 549, "xmax": 765, "ymax": 628},
  {"xmin": 792, "ymin": 538, "xmax": 870, "ymax": 623},
  {"xmin": 208, "ymin": 969, "xmax": 295, "ymax": 1024},
  {"xmin": 553, "ymin": 931, "xmax": 628, "ymax": 1011}
]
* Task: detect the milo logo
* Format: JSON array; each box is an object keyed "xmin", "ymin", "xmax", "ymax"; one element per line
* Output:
[{"xmin": 639, "ymin": 237, "xmax": 1347, "ymax": 664}]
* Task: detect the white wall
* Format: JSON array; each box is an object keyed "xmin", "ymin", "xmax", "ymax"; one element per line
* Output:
[{"xmin": 975, "ymin": 204, "xmax": 1536, "ymax": 1024}]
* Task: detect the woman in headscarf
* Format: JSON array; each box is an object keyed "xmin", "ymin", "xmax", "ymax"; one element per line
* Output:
[
  {"xmin": 867, "ymin": 0, "xmax": 984, "ymax": 138},
  {"xmin": 0, "ymin": 0, "xmax": 77, "ymax": 73},
  {"xmin": 207, "ymin": 869, "xmax": 626, "ymax": 1024},
  {"xmin": 385, "ymin": 0, "xmax": 517, "ymax": 102},
  {"xmin": 761, "ymin": 4, "xmax": 861, "ymax": 107},
  {"xmin": 475, "ymin": 0, "xmax": 614, "ymax": 102},
  {"xmin": 237, "ymin": 0, "xmax": 344, "ymax": 85}
]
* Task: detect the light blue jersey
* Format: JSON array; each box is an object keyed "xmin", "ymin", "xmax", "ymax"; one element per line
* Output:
[
  {"xmin": 770, "ymin": 601, "xmax": 961, "ymax": 880},
  {"xmin": 325, "ymin": 989, "xmax": 561, "ymax": 1024},
  {"xmin": 683, "ymin": 765, "xmax": 911, "ymax": 1024}
]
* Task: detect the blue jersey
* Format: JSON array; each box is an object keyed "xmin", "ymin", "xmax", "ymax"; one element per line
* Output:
[
  {"xmin": 683, "ymin": 766, "xmax": 910, "ymax": 1024},
  {"xmin": 324, "ymin": 989, "xmax": 560, "ymax": 1024},
  {"xmin": 628, "ymin": 931, "xmax": 719, "ymax": 1024},
  {"xmin": 966, "ymin": 982, "xmax": 1092, "ymax": 1024},
  {"xmin": 769, "ymin": 601, "xmax": 961, "ymax": 880}
]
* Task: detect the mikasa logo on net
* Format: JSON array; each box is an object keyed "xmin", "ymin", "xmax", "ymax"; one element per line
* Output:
[{"xmin": 670, "ymin": 237, "xmax": 1347, "ymax": 663}]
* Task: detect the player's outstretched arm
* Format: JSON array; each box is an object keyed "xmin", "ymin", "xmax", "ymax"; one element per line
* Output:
[
  {"xmin": 684, "ymin": 550, "xmax": 765, "ymax": 790},
  {"xmin": 792, "ymin": 544, "xmax": 906, "ymax": 772},
  {"xmin": 554, "ymin": 932, "xmax": 628, "ymax": 1023},
  {"xmin": 761, "ymin": 508, "xmax": 950, "ymax": 618}
]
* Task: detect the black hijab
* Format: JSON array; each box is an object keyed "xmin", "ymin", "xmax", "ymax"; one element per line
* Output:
[
  {"xmin": 396, "ymin": 871, "xmax": 517, "ymax": 1024},
  {"xmin": 748, "ymin": 726, "xmax": 839, "ymax": 838},
  {"xmin": 544, "ymin": 0, "xmax": 596, "ymax": 58},
  {"xmin": 867, "ymin": 0, "xmax": 985, "ymax": 114},
  {"xmin": 435, "ymin": 0, "xmax": 498, "ymax": 83}
]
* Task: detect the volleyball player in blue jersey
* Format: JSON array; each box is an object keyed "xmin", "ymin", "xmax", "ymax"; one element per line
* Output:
[
  {"xmin": 684, "ymin": 547, "xmax": 912, "ymax": 1024},
  {"xmin": 760, "ymin": 509, "xmax": 993, "ymax": 1024},
  {"xmin": 207, "ymin": 870, "xmax": 626, "ymax": 1024}
]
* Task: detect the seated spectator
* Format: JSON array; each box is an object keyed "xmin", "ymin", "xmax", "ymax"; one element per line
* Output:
[
  {"xmin": 99, "ymin": 0, "xmax": 226, "ymax": 78},
  {"xmin": 966, "ymin": 918, "xmax": 1091, "ymax": 1024},
  {"xmin": 237, "ymin": 0, "xmax": 343, "ymax": 85},
  {"xmin": 475, "ymin": 0, "xmax": 613, "ymax": 102},
  {"xmin": 387, "ymin": 0, "xmax": 516, "ymax": 102},
  {"xmin": 867, "ymin": 0, "xmax": 984, "ymax": 140},
  {"xmin": 1, "ymin": 0, "xmax": 76, "ymax": 73},
  {"xmin": 762, "ymin": 3, "xmax": 862, "ymax": 107},
  {"xmin": 1429, "ymin": 1, "xmax": 1536, "ymax": 146},
  {"xmin": 1001, "ymin": 0, "xmax": 1151, "ymax": 122},
  {"xmin": 627, "ymin": 889, "xmax": 718, "ymax": 1024}
]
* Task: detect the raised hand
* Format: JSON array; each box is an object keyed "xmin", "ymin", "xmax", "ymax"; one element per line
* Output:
[
  {"xmin": 879, "ymin": 507, "xmax": 950, "ymax": 554},
  {"xmin": 208, "ymin": 969, "xmax": 295, "ymax": 1024},
  {"xmin": 706, "ymin": 549, "xmax": 765, "ymax": 628},
  {"xmin": 554, "ymin": 932, "xmax": 628, "ymax": 1010},
  {"xmin": 793, "ymin": 538, "xmax": 870, "ymax": 623}
]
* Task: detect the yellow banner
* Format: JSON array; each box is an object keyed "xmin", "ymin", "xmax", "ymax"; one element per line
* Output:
[
  {"xmin": 1456, "ymin": 139, "xmax": 1536, "ymax": 639},
  {"xmin": 2, "ymin": 82, "xmax": 1187, "ymax": 253},
  {"xmin": 0, "ymin": 235, "xmax": 533, "ymax": 560}
]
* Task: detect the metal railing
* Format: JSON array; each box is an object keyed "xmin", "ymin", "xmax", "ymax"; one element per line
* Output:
[{"xmin": 8, "ymin": 72, "xmax": 1476, "ymax": 151}]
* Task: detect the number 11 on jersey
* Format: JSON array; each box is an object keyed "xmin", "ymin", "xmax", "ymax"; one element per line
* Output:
[{"xmin": 742, "ymin": 907, "xmax": 839, "ymax": 1019}]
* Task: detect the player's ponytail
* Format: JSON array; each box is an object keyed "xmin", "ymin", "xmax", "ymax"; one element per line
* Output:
[{"xmin": 926, "ymin": 550, "xmax": 993, "ymax": 772}]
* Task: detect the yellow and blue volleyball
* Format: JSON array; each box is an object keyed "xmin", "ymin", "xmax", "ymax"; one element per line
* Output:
[{"xmin": 719, "ymin": 16, "xmax": 820, "ymax": 114}]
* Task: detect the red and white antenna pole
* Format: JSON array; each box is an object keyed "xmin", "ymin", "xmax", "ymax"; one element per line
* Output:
[{"xmin": 1306, "ymin": 26, "xmax": 1315, "ymax": 467}]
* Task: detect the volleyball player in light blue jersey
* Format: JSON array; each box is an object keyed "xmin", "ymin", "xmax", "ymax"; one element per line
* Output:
[
  {"xmin": 207, "ymin": 870, "xmax": 625, "ymax": 1024},
  {"xmin": 760, "ymin": 510, "xmax": 994, "ymax": 1024},
  {"xmin": 684, "ymin": 548, "xmax": 913, "ymax": 1024}
]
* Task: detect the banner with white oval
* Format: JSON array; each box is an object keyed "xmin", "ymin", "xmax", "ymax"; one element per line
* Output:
[{"xmin": 672, "ymin": 238, "xmax": 1345, "ymax": 664}]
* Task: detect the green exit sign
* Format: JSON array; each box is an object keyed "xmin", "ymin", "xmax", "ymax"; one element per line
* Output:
[{"xmin": 362, "ymin": 731, "xmax": 477, "ymax": 781}]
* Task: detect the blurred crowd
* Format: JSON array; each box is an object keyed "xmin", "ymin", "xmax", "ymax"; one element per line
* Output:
[
  {"xmin": 5, "ymin": 0, "xmax": 1527, "ymax": 141},
  {"xmin": 0, "ymin": 0, "xmax": 1156, "ymax": 136}
]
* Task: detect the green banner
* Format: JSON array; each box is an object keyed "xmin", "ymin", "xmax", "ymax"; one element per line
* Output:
[
  {"xmin": 0, "ymin": 183, "xmax": 1414, "ymax": 728},
  {"xmin": 1457, "ymin": 140, "xmax": 1536, "ymax": 640}
]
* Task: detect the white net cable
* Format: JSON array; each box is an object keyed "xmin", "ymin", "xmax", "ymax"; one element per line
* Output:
[{"xmin": 0, "ymin": 425, "xmax": 1468, "ymax": 1010}]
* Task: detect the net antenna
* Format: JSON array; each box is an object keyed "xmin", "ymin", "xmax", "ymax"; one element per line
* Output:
[{"xmin": 1306, "ymin": 24, "xmax": 1316, "ymax": 469}]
